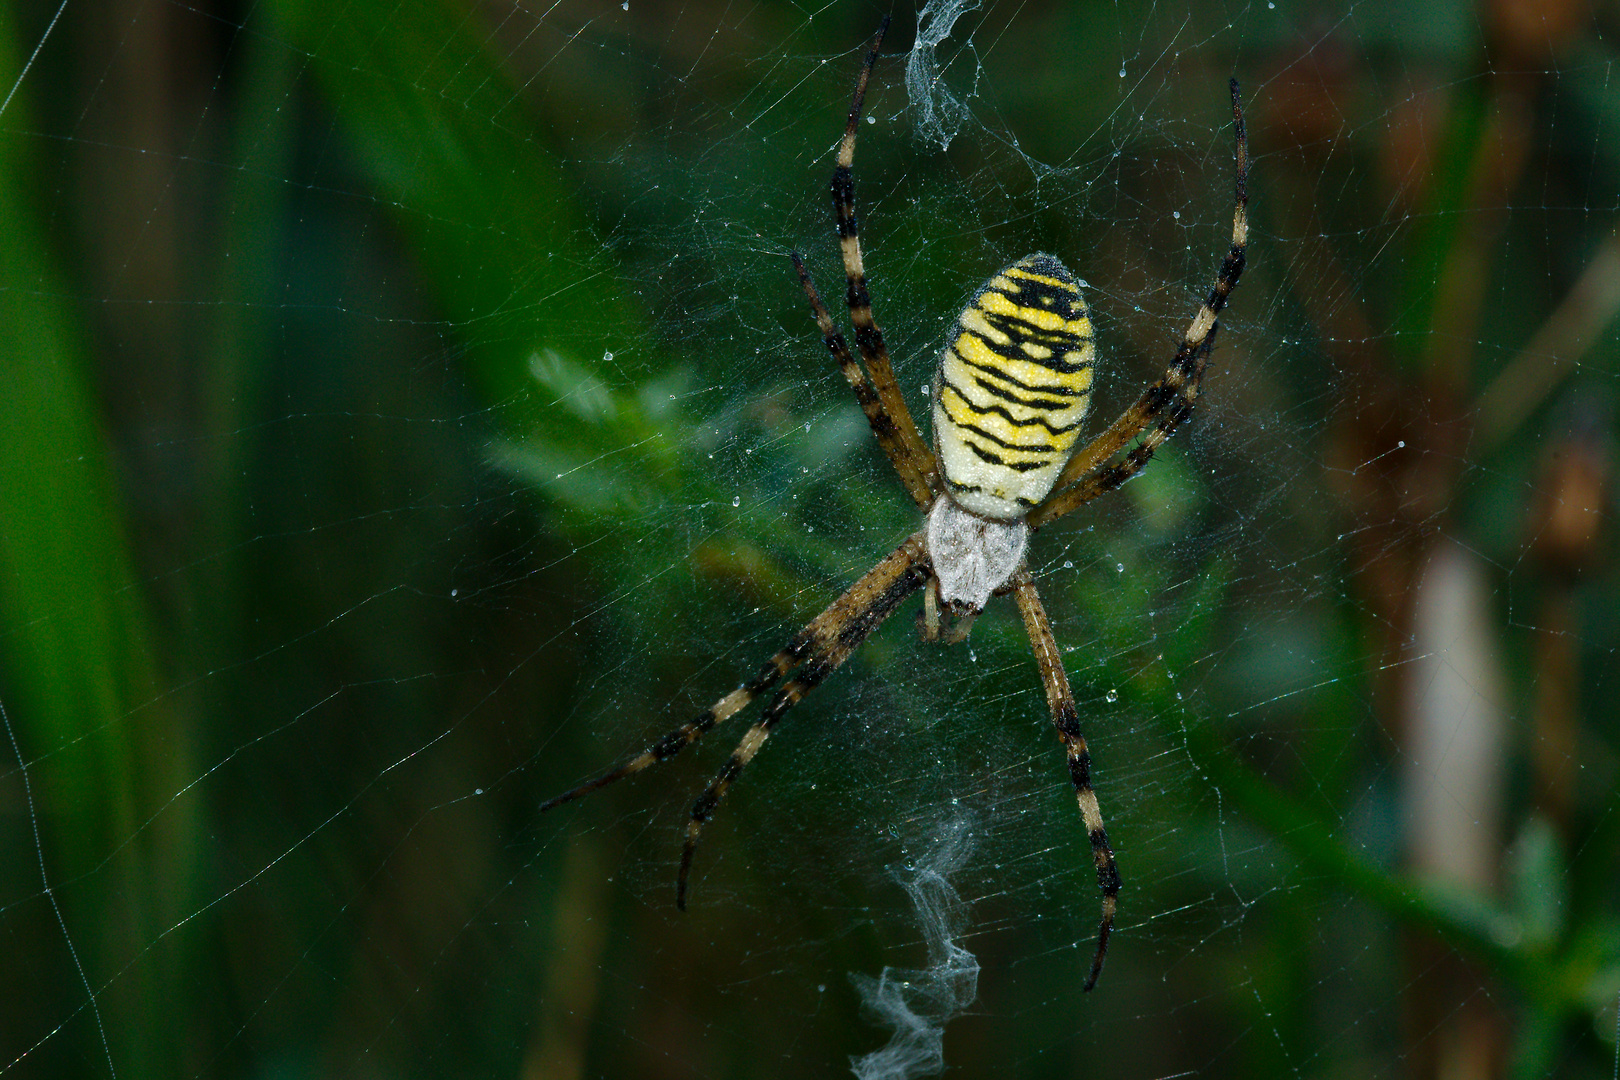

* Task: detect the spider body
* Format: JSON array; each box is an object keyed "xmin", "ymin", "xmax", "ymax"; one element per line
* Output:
[
  {"xmin": 933, "ymin": 253, "xmax": 1095, "ymax": 521},
  {"xmin": 927, "ymin": 253, "xmax": 1094, "ymax": 614},
  {"xmin": 543, "ymin": 19, "xmax": 1249, "ymax": 993}
]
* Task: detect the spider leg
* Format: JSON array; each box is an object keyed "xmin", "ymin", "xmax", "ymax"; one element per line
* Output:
[
  {"xmin": 793, "ymin": 253, "xmax": 936, "ymax": 509},
  {"xmin": 677, "ymin": 531, "xmax": 932, "ymax": 908},
  {"xmin": 1027, "ymin": 330, "xmax": 1220, "ymax": 529},
  {"xmin": 826, "ymin": 16, "xmax": 941, "ymax": 495},
  {"xmin": 539, "ymin": 647, "xmax": 804, "ymax": 813},
  {"xmin": 1029, "ymin": 78, "xmax": 1248, "ymax": 530},
  {"xmin": 541, "ymin": 534, "xmax": 932, "ymax": 814},
  {"xmin": 1010, "ymin": 567, "xmax": 1121, "ymax": 992},
  {"xmin": 918, "ymin": 577, "xmax": 980, "ymax": 644}
]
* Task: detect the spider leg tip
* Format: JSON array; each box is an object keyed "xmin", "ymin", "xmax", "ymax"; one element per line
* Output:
[
  {"xmin": 538, "ymin": 787, "xmax": 578, "ymax": 813},
  {"xmin": 1081, "ymin": 947, "xmax": 1108, "ymax": 993}
]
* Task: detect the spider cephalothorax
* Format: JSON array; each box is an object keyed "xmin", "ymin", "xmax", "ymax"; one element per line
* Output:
[{"xmin": 543, "ymin": 19, "xmax": 1249, "ymax": 992}]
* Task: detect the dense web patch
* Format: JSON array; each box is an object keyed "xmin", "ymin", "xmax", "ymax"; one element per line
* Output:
[{"xmin": 2, "ymin": 1, "xmax": 1619, "ymax": 1078}]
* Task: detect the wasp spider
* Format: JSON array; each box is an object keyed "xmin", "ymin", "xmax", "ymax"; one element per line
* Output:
[{"xmin": 543, "ymin": 18, "xmax": 1249, "ymax": 992}]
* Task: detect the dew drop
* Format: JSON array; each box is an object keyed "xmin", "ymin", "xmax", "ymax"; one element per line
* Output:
[
  {"xmin": 1105, "ymin": 689, "xmax": 1119, "ymax": 703},
  {"xmin": 732, "ymin": 495, "xmax": 741, "ymax": 507}
]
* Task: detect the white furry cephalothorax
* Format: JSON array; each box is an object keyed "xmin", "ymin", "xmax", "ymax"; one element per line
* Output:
[{"xmin": 926, "ymin": 495, "xmax": 1029, "ymax": 611}]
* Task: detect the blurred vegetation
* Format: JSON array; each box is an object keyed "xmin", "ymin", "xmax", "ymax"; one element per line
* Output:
[{"xmin": 1, "ymin": 0, "xmax": 1618, "ymax": 1077}]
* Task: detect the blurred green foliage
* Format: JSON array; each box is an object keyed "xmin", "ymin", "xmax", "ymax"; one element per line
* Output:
[{"xmin": 2, "ymin": 0, "xmax": 1619, "ymax": 1077}]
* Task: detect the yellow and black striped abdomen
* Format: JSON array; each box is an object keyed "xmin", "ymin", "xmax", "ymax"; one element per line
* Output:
[{"xmin": 932, "ymin": 254, "xmax": 1094, "ymax": 520}]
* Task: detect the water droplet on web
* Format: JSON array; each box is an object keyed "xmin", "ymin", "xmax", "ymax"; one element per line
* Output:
[
  {"xmin": 866, "ymin": 115, "xmax": 876, "ymax": 125},
  {"xmin": 1173, "ymin": 211, "xmax": 1181, "ymax": 220},
  {"xmin": 450, "ymin": 588, "xmax": 458, "ymax": 597},
  {"xmin": 602, "ymin": 349, "xmax": 614, "ymax": 363},
  {"xmin": 1063, "ymin": 560, "xmax": 1073, "ymax": 569},
  {"xmin": 1105, "ymin": 689, "xmax": 1119, "ymax": 703},
  {"xmin": 1119, "ymin": 66, "xmax": 1127, "ymax": 78},
  {"xmin": 1116, "ymin": 563, "xmax": 1124, "ymax": 573},
  {"xmin": 732, "ymin": 495, "xmax": 741, "ymax": 507}
]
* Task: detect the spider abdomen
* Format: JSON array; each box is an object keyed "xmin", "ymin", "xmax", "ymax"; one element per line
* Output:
[{"xmin": 932, "ymin": 253, "xmax": 1094, "ymax": 520}]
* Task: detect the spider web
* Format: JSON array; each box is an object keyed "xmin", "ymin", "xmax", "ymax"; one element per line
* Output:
[{"xmin": 2, "ymin": 0, "xmax": 1619, "ymax": 1077}]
